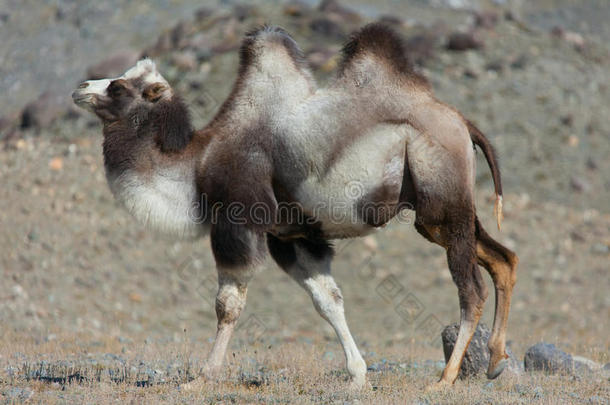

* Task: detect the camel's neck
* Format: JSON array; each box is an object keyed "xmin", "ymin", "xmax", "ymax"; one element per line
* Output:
[{"xmin": 102, "ymin": 116, "xmax": 211, "ymax": 238}]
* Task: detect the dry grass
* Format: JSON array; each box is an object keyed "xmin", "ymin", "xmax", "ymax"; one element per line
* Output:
[{"xmin": 0, "ymin": 332, "xmax": 608, "ymax": 404}]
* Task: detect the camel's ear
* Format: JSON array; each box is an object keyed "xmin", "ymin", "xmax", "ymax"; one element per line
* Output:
[
  {"xmin": 152, "ymin": 96, "xmax": 193, "ymax": 153},
  {"xmin": 143, "ymin": 82, "xmax": 170, "ymax": 103}
]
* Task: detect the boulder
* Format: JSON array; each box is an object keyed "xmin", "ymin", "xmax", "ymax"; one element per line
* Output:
[
  {"xmin": 284, "ymin": 1, "xmax": 313, "ymax": 18},
  {"xmin": 86, "ymin": 50, "xmax": 141, "ymax": 80},
  {"xmin": 318, "ymin": 0, "xmax": 362, "ymax": 24},
  {"xmin": 446, "ymin": 31, "xmax": 484, "ymax": 51},
  {"xmin": 21, "ymin": 91, "xmax": 66, "ymax": 129},
  {"xmin": 442, "ymin": 323, "xmax": 522, "ymax": 378},
  {"xmin": 309, "ymin": 17, "xmax": 345, "ymax": 39},
  {"xmin": 524, "ymin": 342, "xmax": 574, "ymax": 374}
]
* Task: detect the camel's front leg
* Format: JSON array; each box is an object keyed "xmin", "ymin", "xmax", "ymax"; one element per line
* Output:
[
  {"xmin": 203, "ymin": 269, "xmax": 249, "ymax": 376},
  {"xmin": 185, "ymin": 221, "xmax": 265, "ymax": 389}
]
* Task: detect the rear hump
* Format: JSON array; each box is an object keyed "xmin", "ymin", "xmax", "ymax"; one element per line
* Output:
[{"xmin": 339, "ymin": 23, "xmax": 429, "ymax": 87}]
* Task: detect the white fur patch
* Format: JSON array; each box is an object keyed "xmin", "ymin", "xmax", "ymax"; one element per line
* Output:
[
  {"xmin": 293, "ymin": 120, "xmax": 408, "ymax": 238},
  {"xmin": 123, "ymin": 58, "xmax": 169, "ymax": 85},
  {"xmin": 107, "ymin": 167, "xmax": 206, "ymax": 239}
]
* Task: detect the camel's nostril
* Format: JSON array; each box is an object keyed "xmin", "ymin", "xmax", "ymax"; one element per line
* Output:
[{"xmin": 78, "ymin": 82, "xmax": 89, "ymax": 89}]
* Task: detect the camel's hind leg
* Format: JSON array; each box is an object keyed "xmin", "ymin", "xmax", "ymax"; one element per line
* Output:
[
  {"xmin": 267, "ymin": 235, "xmax": 367, "ymax": 390},
  {"xmin": 475, "ymin": 217, "xmax": 518, "ymax": 379},
  {"xmin": 416, "ymin": 215, "xmax": 488, "ymax": 388}
]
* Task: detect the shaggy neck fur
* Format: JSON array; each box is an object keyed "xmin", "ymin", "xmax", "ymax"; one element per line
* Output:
[{"xmin": 102, "ymin": 97, "xmax": 207, "ymax": 238}]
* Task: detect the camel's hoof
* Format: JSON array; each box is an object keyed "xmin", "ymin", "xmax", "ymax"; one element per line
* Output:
[
  {"xmin": 347, "ymin": 376, "xmax": 370, "ymax": 392},
  {"xmin": 180, "ymin": 377, "xmax": 206, "ymax": 392},
  {"xmin": 486, "ymin": 358, "xmax": 507, "ymax": 380},
  {"xmin": 425, "ymin": 380, "xmax": 451, "ymax": 393}
]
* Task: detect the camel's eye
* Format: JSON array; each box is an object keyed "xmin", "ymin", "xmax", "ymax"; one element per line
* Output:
[
  {"xmin": 108, "ymin": 79, "xmax": 127, "ymax": 96},
  {"xmin": 143, "ymin": 83, "xmax": 166, "ymax": 102}
]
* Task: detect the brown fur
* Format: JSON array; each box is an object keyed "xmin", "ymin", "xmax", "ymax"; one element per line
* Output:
[
  {"xmin": 340, "ymin": 23, "xmax": 429, "ymax": 87},
  {"xmin": 466, "ymin": 119, "xmax": 504, "ymax": 229}
]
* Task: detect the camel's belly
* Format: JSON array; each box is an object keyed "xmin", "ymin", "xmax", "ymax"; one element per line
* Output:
[{"xmin": 294, "ymin": 123, "xmax": 409, "ymax": 239}]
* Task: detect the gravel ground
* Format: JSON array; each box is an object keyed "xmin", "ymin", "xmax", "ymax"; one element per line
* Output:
[{"xmin": 0, "ymin": 0, "xmax": 608, "ymax": 403}]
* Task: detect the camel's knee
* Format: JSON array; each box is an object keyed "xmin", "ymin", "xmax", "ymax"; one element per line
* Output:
[
  {"xmin": 491, "ymin": 251, "xmax": 518, "ymax": 292},
  {"xmin": 305, "ymin": 275, "xmax": 345, "ymax": 319},
  {"xmin": 215, "ymin": 282, "xmax": 247, "ymax": 325}
]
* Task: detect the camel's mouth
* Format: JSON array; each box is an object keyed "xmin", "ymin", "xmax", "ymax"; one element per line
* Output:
[
  {"xmin": 72, "ymin": 77, "xmax": 111, "ymax": 110},
  {"xmin": 71, "ymin": 90, "xmax": 95, "ymax": 107}
]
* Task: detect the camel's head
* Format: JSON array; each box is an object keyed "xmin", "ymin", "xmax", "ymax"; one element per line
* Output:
[
  {"xmin": 72, "ymin": 58, "xmax": 192, "ymax": 153},
  {"xmin": 72, "ymin": 59, "xmax": 173, "ymax": 123}
]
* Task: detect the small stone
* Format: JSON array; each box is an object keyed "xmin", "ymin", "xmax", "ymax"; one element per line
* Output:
[
  {"xmin": 86, "ymin": 50, "xmax": 141, "ymax": 80},
  {"xmin": 193, "ymin": 6, "xmax": 214, "ymax": 22},
  {"xmin": 283, "ymin": 1, "xmax": 312, "ymax": 17},
  {"xmin": 560, "ymin": 114, "xmax": 574, "ymax": 127},
  {"xmin": 532, "ymin": 386, "xmax": 544, "ymax": 399},
  {"xmin": 171, "ymin": 51, "xmax": 197, "ymax": 71},
  {"xmin": 446, "ymin": 31, "xmax": 484, "ymax": 51},
  {"xmin": 49, "ymin": 157, "xmax": 64, "ymax": 171},
  {"xmin": 572, "ymin": 356, "xmax": 601, "ymax": 374},
  {"xmin": 570, "ymin": 176, "xmax": 590, "ymax": 193},
  {"xmin": 563, "ymin": 32, "xmax": 585, "ymax": 51},
  {"xmin": 524, "ymin": 342, "xmax": 574, "ymax": 374},
  {"xmin": 129, "ymin": 292, "xmax": 143, "ymax": 303},
  {"xmin": 474, "ymin": 11, "xmax": 499, "ymax": 29},
  {"xmin": 27, "ymin": 230, "xmax": 38, "ymax": 242},
  {"xmin": 586, "ymin": 157, "xmax": 598, "ymax": 170},
  {"xmin": 510, "ymin": 54, "xmax": 528, "ymax": 69},
  {"xmin": 567, "ymin": 135, "xmax": 579, "ymax": 147},
  {"xmin": 363, "ymin": 236, "xmax": 378, "ymax": 252},
  {"xmin": 485, "ymin": 60, "xmax": 504, "ymax": 73},
  {"xmin": 551, "ymin": 27, "xmax": 586, "ymax": 51}
]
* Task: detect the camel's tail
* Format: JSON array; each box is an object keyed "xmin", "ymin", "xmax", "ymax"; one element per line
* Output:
[{"xmin": 466, "ymin": 119, "xmax": 504, "ymax": 230}]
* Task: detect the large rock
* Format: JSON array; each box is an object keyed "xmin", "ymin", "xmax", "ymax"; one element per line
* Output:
[
  {"xmin": 318, "ymin": 0, "xmax": 361, "ymax": 24},
  {"xmin": 86, "ymin": 50, "xmax": 141, "ymax": 80},
  {"xmin": 20, "ymin": 91, "xmax": 66, "ymax": 129},
  {"xmin": 524, "ymin": 343, "xmax": 574, "ymax": 374},
  {"xmin": 441, "ymin": 323, "xmax": 522, "ymax": 379},
  {"xmin": 309, "ymin": 18, "xmax": 346, "ymax": 39},
  {"xmin": 446, "ymin": 31, "xmax": 484, "ymax": 51}
]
